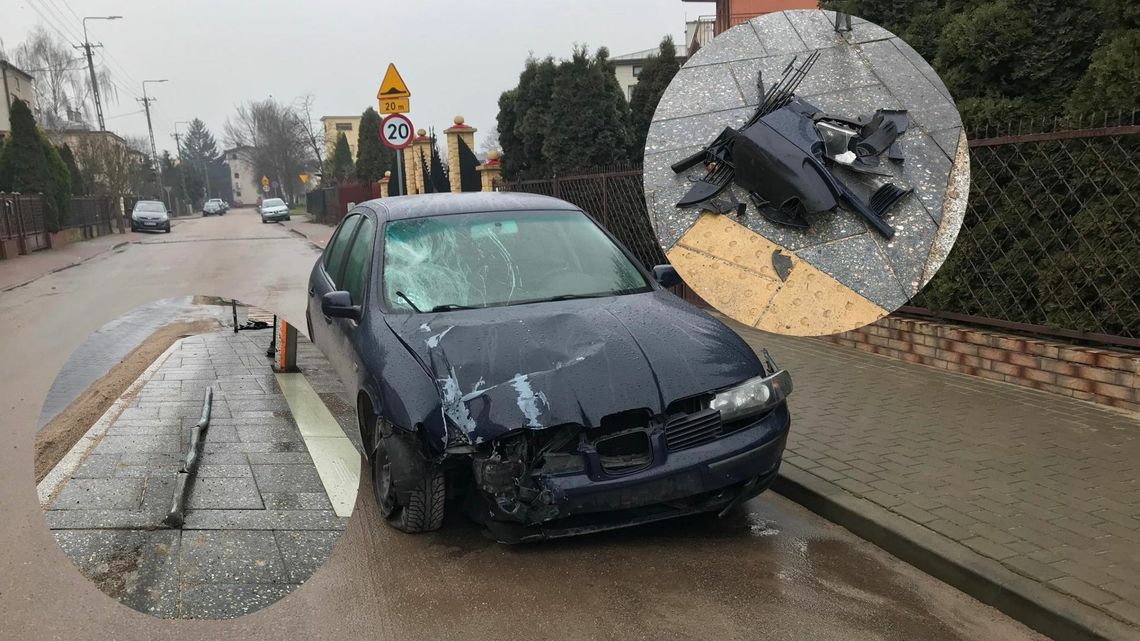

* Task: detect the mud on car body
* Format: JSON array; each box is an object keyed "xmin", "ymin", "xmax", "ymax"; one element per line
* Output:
[{"xmin": 306, "ymin": 192, "xmax": 792, "ymax": 542}]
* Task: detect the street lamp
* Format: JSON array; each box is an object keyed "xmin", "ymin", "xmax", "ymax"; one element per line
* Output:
[{"xmin": 79, "ymin": 15, "xmax": 122, "ymax": 130}]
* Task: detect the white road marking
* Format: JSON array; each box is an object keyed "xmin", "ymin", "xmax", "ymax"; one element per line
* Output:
[{"xmin": 275, "ymin": 372, "xmax": 360, "ymax": 517}]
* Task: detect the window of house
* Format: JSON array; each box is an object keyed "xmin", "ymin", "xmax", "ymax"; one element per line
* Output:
[
  {"xmin": 336, "ymin": 122, "xmax": 353, "ymax": 131},
  {"xmin": 632, "ymin": 65, "xmax": 643, "ymax": 77},
  {"xmin": 234, "ymin": 173, "xmax": 239, "ymax": 178}
]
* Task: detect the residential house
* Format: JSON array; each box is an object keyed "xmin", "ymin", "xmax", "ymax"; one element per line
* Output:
[
  {"xmin": 682, "ymin": 0, "xmax": 818, "ymax": 35},
  {"xmin": 320, "ymin": 115, "xmax": 362, "ymax": 161},
  {"xmin": 1, "ymin": 60, "xmax": 36, "ymax": 142},
  {"xmin": 225, "ymin": 146, "xmax": 261, "ymax": 206}
]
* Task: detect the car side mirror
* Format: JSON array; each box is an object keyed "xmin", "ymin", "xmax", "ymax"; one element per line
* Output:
[
  {"xmin": 652, "ymin": 264, "xmax": 681, "ymax": 288},
  {"xmin": 322, "ymin": 291, "xmax": 361, "ymax": 320}
]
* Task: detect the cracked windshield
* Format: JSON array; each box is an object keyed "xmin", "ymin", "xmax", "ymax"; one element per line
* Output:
[
  {"xmin": 384, "ymin": 210, "xmax": 649, "ymax": 311},
  {"xmin": 0, "ymin": 0, "xmax": 1136, "ymax": 639}
]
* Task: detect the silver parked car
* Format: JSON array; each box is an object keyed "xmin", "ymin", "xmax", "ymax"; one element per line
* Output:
[
  {"xmin": 130, "ymin": 200, "xmax": 171, "ymax": 233},
  {"xmin": 259, "ymin": 198, "xmax": 290, "ymax": 223}
]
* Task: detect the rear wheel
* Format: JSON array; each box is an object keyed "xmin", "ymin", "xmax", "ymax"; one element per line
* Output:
[{"xmin": 371, "ymin": 433, "xmax": 446, "ymax": 533}]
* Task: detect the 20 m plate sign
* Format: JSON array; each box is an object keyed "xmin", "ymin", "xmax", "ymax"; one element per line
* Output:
[{"xmin": 381, "ymin": 113, "xmax": 414, "ymax": 151}]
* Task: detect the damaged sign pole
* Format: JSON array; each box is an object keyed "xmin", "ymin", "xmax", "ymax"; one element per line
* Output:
[{"xmin": 163, "ymin": 386, "xmax": 214, "ymax": 528}]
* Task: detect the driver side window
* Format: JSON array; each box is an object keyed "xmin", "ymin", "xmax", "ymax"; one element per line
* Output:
[{"xmin": 324, "ymin": 214, "xmax": 361, "ymax": 286}]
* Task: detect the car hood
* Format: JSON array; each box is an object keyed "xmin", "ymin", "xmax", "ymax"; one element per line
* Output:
[{"xmin": 385, "ymin": 290, "xmax": 763, "ymax": 443}]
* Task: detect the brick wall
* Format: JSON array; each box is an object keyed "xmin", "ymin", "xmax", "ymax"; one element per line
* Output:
[{"xmin": 820, "ymin": 316, "xmax": 1139, "ymax": 413}]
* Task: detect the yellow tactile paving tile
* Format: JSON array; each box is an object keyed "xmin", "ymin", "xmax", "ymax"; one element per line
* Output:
[
  {"xmin": 670, "ymin": 212, "xmax": 888, "ymax": 336},
  {"xmin": 756, "ymin": 267, "xmax": 887, "ymax": 336},
  {"xmin": 668, "ymin": 245, "xmax": 781, "ymax": 325}
]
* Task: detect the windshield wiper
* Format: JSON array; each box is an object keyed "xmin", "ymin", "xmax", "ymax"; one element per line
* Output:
[
  {"xmin": 395, "ymin": 290, "xmax": 422, "ymax": 313},
  {"xmin": 543, "ymin": 293, "xmax": 612, "ymax": 302},
  {"xmin": 430, "ymin": 303, "xmax": 478, "ymax": 312}
]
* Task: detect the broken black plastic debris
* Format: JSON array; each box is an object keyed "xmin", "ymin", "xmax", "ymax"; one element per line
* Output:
[{"xmin": 672, "ymin": 51, "xmax": 911, "ymax": 239}]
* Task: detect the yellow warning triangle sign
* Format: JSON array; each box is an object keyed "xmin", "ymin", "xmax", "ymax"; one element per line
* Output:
[{"xmin": 377, "ymin": 64, "xmax": 411, "ymax": 99}]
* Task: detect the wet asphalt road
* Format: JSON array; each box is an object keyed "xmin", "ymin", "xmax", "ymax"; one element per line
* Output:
[
  {"xmin": 37, "ymin": 296, "xmax": 221, "ymax": 427},
  {"xmin": 0, "ymin": 209, "xmax": 1045, "ymax": 640}
]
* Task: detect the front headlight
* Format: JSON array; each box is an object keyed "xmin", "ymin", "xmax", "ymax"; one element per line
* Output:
[{"xmin": 709, "ymin": 370, "xmax": 793, "ymax": 422}]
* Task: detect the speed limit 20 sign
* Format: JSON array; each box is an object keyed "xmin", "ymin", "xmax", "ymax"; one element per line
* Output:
[{"xmin": 380, "ymin": 113, "xmax": 414, "ymax": 150}]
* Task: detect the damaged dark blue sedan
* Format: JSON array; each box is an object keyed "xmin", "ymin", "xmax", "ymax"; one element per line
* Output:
[{"xmin": 306, "ymin": 192, "xmax": 792, "ymax": 542}]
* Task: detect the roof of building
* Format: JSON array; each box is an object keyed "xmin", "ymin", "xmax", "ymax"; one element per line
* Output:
[
  {"xmin": 0, "ymin": 59, "xmax": 34, "ymax": 80},
  {"xmin": 319, "ymin": 115, "xmax": 362, "ymax": 121}
]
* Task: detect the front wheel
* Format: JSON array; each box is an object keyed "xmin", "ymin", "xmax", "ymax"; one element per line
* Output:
[{"xmin": 371, "ymin": 436, "xmax": 446, "ymax": 533}]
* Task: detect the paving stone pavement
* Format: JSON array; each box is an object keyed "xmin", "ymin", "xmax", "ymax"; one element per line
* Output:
[
  {"xmin": 38, "ymin": 297, "xmax": 225, "ymax": 428},
  {"xmin": 729, "ymin": 319, "xmax": 1140, "ymax": 631},
  {"xmin": 44, "ymin": 327, "xmax": 353, "ymax": 619}
]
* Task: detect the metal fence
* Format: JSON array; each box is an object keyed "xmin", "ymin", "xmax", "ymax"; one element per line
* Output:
[
  {"xmin": 67, "ymin": 196, "xmax": 115, "ymax": 238},
  {"xmin": 500, "ymin": 117, "xmax": 1139, "ymax": 347},
  {"xmin": 910, "ymin": 119, "xmax": 1140, "ymax": 347}
]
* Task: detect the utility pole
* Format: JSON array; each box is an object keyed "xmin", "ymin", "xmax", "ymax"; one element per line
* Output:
[
  {"xmin": 139, "ymin": 79, "xmax": 167, "ymax": 180},
  {"xmin": 77, "ymin": 16, "xmax": 121, "ymax": 131},
  {"xmin": 171, "ymin": 129, "xmax": 188, "ymax": 208}
]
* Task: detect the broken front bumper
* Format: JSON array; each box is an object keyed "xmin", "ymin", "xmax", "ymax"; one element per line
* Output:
[{"xmin": 480, "ymin": 403, "xmax": 791, "ymax": 543}]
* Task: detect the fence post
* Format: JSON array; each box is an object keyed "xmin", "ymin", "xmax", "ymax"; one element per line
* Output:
[
  {"xmin": 14, "ymin": 195, "xmax": 27, "ymax": 255},
  {"xmin": 552, "ymin": 174, "xmax": 560, "ymax": 199},
  {"xmin": 601, "ymin": 174, "xmax": 609, "ymax": 228}
]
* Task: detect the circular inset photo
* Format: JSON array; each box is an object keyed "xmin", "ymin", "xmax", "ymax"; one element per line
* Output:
[
  {"xmin": 643, "ymin": 9, "xmax": 968, "ymax": 336},
  {"xmin": 34, "ymin": 296, "xmax": 362, "ymax": 619}
]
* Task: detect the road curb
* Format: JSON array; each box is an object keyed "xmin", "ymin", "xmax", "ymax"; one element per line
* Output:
[
  {"xmin": 284, "ymin": 226, "xmax": 325, "ymax": 251},
  {"xmin": 772, "ymin": 464, "xmax": 1139, "ymax": 641},
  {"xmin": 1, "ymin": 239, "xmax": 134, "ymax": 293}
]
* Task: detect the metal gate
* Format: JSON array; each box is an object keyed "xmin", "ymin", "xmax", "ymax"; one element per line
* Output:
[{"xmin": 0, "ymin": 193, "xmax": 50, "ymax": 257}]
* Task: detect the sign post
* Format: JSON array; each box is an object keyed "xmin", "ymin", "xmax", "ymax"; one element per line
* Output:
[{"xmin": 381, "ymin": 113, "xmax": 413, "ymax": 197}]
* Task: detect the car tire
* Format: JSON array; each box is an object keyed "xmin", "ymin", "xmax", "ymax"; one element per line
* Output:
[
  {"xmin": 164, "ymin": 224, "xmax": 171, "ymax": 233},
  {"xmin": 372, "ymin": 435, "xmax": 446, "ymax": 533},
  {"xmin": 284, "ymin": 215, "xmax": 291, "ymax": 221}
]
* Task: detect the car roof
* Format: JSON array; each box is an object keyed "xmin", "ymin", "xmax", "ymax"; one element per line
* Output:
[
  {"xmin": 135, "ymin": 200, "xmax": 163, "ymax": 205},
  {"xmin": 360, "ymin": 192, "xmax": 580, "ymax": 222}
]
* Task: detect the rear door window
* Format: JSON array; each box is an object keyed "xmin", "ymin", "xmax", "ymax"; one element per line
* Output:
[
  {"xmin": 324, "ymin": 214, "xmax": 361, "ymax": 286},
  {"xmin": 340, "ymin": 217, "xmax": 376, "ymax": 305}
]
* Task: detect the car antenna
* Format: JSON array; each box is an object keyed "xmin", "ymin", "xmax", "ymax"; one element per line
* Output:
[{"xmin": 396, "ymin": 290, "xmax": 422, "ymax": 313}]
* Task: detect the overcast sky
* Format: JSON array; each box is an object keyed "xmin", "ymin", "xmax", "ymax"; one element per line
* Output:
[{"xmin": 2, "ymin": 0, "xmax": 707, "ymax": 157}]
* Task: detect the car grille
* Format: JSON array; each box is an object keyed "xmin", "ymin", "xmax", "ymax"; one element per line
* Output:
[{"xmin": 664, "ymin": 408, "xmax": 722, "ymax": 452}]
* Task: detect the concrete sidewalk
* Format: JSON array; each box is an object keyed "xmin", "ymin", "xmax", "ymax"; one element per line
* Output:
[
  {"xmin": 279, "ymin": 215, "xmax": 334, "ymax": 249},
  {"xmin": 40, "ymin": 327, "xmax": 358, "ymax": 619},
  {"xmin": 0, "ymin": 232, "xmax": 129, "ymax": 292},
  {"xmin": 731, "ymin": 321, "xmax": 1140, "ymax": 640}
]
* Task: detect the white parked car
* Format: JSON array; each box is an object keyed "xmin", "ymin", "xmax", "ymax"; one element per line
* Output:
[{"xmin": 202, "ymin": 198, "xmax": 227, "ymax": 216}]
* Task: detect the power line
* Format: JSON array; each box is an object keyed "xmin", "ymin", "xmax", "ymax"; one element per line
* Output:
[
  {"xmin": 23, "ymin": 0, "xmax": 80, "ymax": 45},
  {"xmin": 40, "ymin": 0, "xmax": 85, "ymax": 41}
]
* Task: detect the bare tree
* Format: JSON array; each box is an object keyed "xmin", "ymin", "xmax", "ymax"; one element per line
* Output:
[
  {"xmin": 13, "ymin": 26, "xmax": 116, "ymax": 129},
  {"xmin": 71, "ymin": 134, "xmax": 149, "ymax": 196},
  {"xmin": 225, "ymin": 98, "xmax": 316, "ymax": 202},
  {"xmin": 479, "ymin": 126, "xmax": 501, "ymax": 156},
  {"xmin": 295, "ymin": 94, "xmax": 325, "ymax": 168}
]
